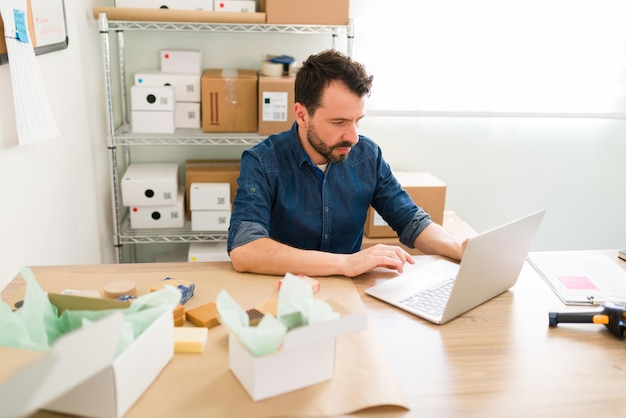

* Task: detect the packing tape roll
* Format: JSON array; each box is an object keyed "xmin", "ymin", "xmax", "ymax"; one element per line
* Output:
[{"xmin": 261, "ymin": 61, "xmax": 283, "ymax": 77}]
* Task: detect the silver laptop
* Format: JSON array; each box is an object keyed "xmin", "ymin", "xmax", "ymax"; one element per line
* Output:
[{"xmin": 365, "ymin": 210, "xmax": 546, "ymax": 324}]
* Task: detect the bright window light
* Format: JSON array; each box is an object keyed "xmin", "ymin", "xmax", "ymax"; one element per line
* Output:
[{"xmin": 352, "ymin": 0, "xmax": 626, "ymax": 116}]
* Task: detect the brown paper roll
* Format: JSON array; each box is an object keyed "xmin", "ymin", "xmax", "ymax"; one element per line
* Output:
[{"xmin": 92, "ymin": 7, "xmax": 266, "ymax": 24}]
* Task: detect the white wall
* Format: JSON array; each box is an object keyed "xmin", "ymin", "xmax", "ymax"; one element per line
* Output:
[
  {"xmin": 0, "ymin": 1, "xmax": 114, "ymax": 291},
  {"xmin": 1, "ymin": 2, "xmax": 625, "ymax": 291}
]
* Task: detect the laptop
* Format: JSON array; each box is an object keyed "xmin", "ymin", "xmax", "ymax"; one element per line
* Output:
[{"xmin": 365, "ymin": 210, "xmax": 546, "ymax": 324}]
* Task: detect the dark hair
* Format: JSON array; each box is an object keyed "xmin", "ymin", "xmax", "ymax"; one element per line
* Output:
[{"xmin": 295, "ymin": 49, "xmax": 373, "ymax": 115}]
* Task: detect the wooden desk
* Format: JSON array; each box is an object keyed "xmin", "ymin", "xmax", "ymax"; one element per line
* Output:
[{"xmin": 3, "ymin": 250, "xmax": 626, "ymax": 417}]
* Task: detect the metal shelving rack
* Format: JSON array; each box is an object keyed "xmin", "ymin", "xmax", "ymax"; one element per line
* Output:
[{"xmin": 97, "ymin": 12, "xmax": 354, "ymax": 263}]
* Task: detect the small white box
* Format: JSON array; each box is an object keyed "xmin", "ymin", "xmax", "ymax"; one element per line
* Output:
[
  {"xmin": 190, "ymin": 182, "xmax": 230, "ymax": 210},
  {"xmin": 131, "ymin": 110, "xmax": 175, "ymax": 134},
  {"xmin": 175, "ymin": 102, "xmax": 201, "ymax": 129},
  {"xmin": 161, "ymin": 50, "xmax": 202, "ymax": 74},
  {"xmin": 130, "ymin": 85, "xmax": 175, "ymax": 111},
  {"xmin": 134, "ymin": 71, "xmax": 201, "ymax": 103},
  {"xmin": 188, "ymin": 242, "xmax": 230, "ymax": 262},
  {"xmin": 214, "ymin": 0, "xmax": 256, "ymax": 12},
  {"xmin": 228, "ymin": 300, "xmax": 367, "ymax": 401},
  {"xmin": 115, "ymin": 0, "xmax": 213, "ymax": 10},
  {"xmin": 121, "ymin": 163, "xmax": 179, "ymax": 206},
  {"xmin": 191, "ymin": 210, "xmax": 231, "ymax": 231},
  {"xmin": 130, "ymin": 191, "xmax": 185, "ymax": 229},
  {"xmin": 0, "ymin": 294, "xmax": 173, "ymax": 418}
]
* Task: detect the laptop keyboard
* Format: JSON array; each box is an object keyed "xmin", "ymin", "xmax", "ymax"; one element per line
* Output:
[{"xmin": 400, "ymin": 278, "xmax": 456, "ymax": 317}]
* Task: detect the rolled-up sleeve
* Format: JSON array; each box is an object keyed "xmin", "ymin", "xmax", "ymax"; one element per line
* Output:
[{"xmin": 227, "ymin": 150, "xmax": 273, "ymax": 253}]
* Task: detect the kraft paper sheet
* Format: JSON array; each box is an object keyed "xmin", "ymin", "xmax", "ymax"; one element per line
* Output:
[{"xmin": 7, "ymin": 263, "xmax": 409, "ymax": 418}]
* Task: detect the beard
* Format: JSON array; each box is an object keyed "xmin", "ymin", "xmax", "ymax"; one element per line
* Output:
[{"xmin": 306, "ymin": 124, "xmax": 353, "ymax": 164}]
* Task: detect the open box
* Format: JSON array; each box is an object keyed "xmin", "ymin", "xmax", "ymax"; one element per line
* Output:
[
  {"xmin": 227, "ymin": 300, "xmax": 367, "ymax": 401},
  {"xmin": 0, "ymin": 293, "xmax": 174, "ymax": 418}
]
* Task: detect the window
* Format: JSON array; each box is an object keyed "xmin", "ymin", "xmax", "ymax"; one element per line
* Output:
[{"xmin": 352, "ymin": 0, "xmax": 626, "ymax": 117}]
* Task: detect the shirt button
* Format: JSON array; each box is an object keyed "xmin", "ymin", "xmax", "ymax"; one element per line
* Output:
[
  {"xmin": 250, "ymin": 187, "xmax": 256, "ymax": 192},
  {"xmin": 324, "ymin": 234, "xmax": 329, "ymax": 239},
  {"xmin": 325, "ymin": 207, "xmax": 329, "ymax": 212}
]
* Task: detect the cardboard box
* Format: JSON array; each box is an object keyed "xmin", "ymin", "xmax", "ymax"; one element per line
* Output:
[
  {"xmin": 365, "ymin": 172, "xmax": 447, "ymax": 238},
  {"xmin": 161, "ymin": 49, "xmax": 202, "ymax": 74},
  {"xmin": 190, "ymin": 182, "xmax": 230, "ymax": 210},
  {"xmin": 263, "ymin": 0, "xmax": 349, "ymax": 25},
  {"xmin": 0, "ymin": 294, "xmax": 173, "ymax": 418},
  {"xmin": 258, "ymin": 75, "xmax": 295, "ymax": 135},
  {"xmin": 188, "ymin": 242, "xmax": 230, "ymax": 262},
  {"xmin": 174, "ymin": 102, "xmax": 201, "ymax": 129},
  {"xmin": 185, "ymin": 160, "xmax": 240, "ymax": 219},
  {"xmin": 130, "ymin": 190, "xmax": 185, "ymax": 229},
  {"xmin": 228, "ymin": 300, "xmax": 366, "ymax": 401},
  {"xmin": 191, "ymin": 209, "xmax": 231, "ymax": 231},
  {"xmin": 134, "ymin": 71, "xmax": 201, "ymax": 103},
  {"xmin": 121, "ymin": 163, "xmax": 179, "ymax": 207},
  {"xmin": 201, "ymin": 69, "xmax": 258, "ymax": 133}
]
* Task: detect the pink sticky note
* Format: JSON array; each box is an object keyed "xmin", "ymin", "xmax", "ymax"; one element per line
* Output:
[{"xmin": 557, "ymin": 275, "xmax": 598, "ymax": 290}]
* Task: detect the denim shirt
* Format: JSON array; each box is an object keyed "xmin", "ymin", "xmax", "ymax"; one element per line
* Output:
[{"xmin": 227, "ymin": 123, "xmax": 432, "ymax": 254}]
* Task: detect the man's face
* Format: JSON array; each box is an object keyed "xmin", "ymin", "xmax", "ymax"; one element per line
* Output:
[{"xmin": 298, "ymin": 81, "xmax": 365, "ymax": 165}]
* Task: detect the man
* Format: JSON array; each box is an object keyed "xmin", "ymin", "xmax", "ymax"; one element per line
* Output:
[{"xmin": 228, "ymin": 49, "xmax": 465, "ymax": 277}]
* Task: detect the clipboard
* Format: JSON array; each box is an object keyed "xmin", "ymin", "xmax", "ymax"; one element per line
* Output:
[
  {"xmin": 528, "ymin": 251, "xmax": 626, "ymax": 305},
  {"xmin": 0, "ymin": 0, "xmax": 68, "ymax": 65}
]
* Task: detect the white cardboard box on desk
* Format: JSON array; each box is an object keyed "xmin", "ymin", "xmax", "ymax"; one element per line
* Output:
[
  {"xmin": 228, "ymin": 301, "xmax": 367, "ymax": 401},
  {"xmin": 0, "ymin": 294, "xmax": 174, "ymax": 418}
]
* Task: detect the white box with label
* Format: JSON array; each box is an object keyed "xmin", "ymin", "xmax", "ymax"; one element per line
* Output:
[
  {"xmin": 188, "ymin": 242, "xmax": 230, "ymax": 262},
  {"xmin": 228, "ymin": 297, "xmax": 367, "ymax": 401},
  {"xmin": 214, "ymin": 0, "xmax": 256, "ymax": 12},
  {"xmin": 191, "ymin": 210, "xmax": 231, "ymax": 231},
  {"xmin": 134, "ymin": 71, "xmax": 201, "ymax": 102},
  {"xmin": 131, "ymin": 110, "xmax": 175, "ymax": 134},
  {"xmin": 189, "ymin": 182, "xmax": 230, "ymax": 210},
  {"xmin": 115, "ymin": 0, "xmax": 213, "ymax": 10},
  {"xmin": 129, "ymin": 191, "xmax": 185, "ymax": 229},
  {"xmin": 160, "ymin": 50, "xmax": 202, "ymax": 74},
  {"xmin": 130, "ymin": 85, "xmax": 175, "ymax": 111},
  {"xmin": 175, "ymin": 102, "xmax": 201, "ymax": 129},
  {"xmin": 121, "ymin": 163, "xmax": 179, "ymax": 206}
]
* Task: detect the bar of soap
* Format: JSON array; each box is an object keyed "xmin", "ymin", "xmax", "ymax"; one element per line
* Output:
[
  {"xmin": 246, "ymin": 308, "xmax": 264, "ymax": 326},
  {"xmin": 103, "ymin": 280, "xmax": 137, "ymax": 299},
  {"xmin": 173, "ymin": 304, "xmax": 185, "ymax": 327},
  {"xmin": 256, "ymin": 299, "xmax": 278, "ymax": 317},
  {"xmin": 151, "ymin": 278, "xmax": 195, "ymax": 304},
  {"xmin": 186, "ymin": 302, "xmax": 220, "ymax": 328},
  {"xmin": 173, "ymin": 327, "xmax": 208, "ymax": 353}
]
